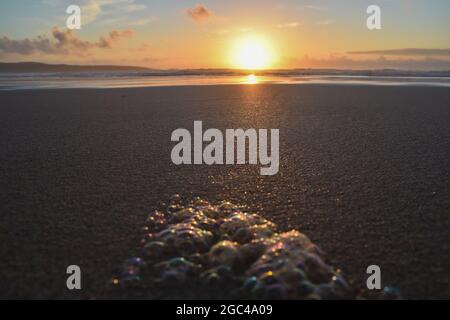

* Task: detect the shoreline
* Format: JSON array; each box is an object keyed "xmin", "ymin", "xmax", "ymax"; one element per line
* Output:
[{"xmin": 1, "ymin": 75, "xmax": 450, "ymax": 91}]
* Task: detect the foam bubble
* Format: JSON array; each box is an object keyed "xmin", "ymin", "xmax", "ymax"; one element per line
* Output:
[{"xmin": 110, "ymin": 196, "xmax": 372, "ymax": 299}]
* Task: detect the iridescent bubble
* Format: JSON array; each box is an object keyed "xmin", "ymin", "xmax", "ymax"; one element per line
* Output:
[
  {"xmin": 381, "ymin": 286, "xmax": 402, "ymax": 300},
  {"xmin": 111, "ymin": 196, "xmax": 389, "ymax": 299}
]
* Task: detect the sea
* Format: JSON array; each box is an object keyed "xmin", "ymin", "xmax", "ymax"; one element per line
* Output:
[{"xmin": 1, "ymin": 70, "xmax": 450, "ymax": 90}]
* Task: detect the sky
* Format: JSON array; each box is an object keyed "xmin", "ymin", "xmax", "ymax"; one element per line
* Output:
[{"xmin": 0, "ymin": 0, "xmax": 449, "ymax": 69}]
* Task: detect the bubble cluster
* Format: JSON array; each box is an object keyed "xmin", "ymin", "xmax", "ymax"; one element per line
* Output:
[{"xmin": 111, "ymin": 196, "xmax": 363, "ymax": 299}]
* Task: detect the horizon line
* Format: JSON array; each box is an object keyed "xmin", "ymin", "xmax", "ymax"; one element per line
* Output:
[{"xmin": 1, "ymin": 61, "xmax": 450, "ymax": 73}]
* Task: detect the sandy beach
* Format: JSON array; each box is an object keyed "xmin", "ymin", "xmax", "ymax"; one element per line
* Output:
[{"xmin": 0, "ymin": 84, "xmax": 449, "ymax": 299}]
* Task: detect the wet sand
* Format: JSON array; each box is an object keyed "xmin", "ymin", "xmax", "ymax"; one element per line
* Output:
[{"xmin": 0, "ymin": 84, "xmax": 449, "ymax": 299}]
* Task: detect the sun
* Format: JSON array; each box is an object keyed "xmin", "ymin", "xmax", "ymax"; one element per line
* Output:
[{"xmin": 230, "ymin": 36, "xmax": 274, "ymax": 70}]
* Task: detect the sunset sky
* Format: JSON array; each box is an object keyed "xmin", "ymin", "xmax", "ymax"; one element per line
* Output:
[{"xmin": 1, "ymin": 0, "xmax": 449, "ymax": 69}]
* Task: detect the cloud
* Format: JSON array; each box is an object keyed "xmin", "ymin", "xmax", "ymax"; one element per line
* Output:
[
  {"xmin": 0, "ymin": 27, "xmax": 134, "ymax": 55},
  {"xmin": 82, "ymin": 0, "xmax": 104, "ymax": 24},
  {"xmin": 99, "ymin": 16, "xmax": 155, "ymax": 26},
  {"xmin": 277, "ymin": 22, "xmax": 301, "ymax": 28},
  {"xmin": 301, "ymin": 5, "xmax": 328, "ymax": 11},
  {"xmin": 186, "ymin": 4, "xmax": 214, "ymax": 23},
  {"xmin": 0, "ymin": 36, "xmax": 55, "ymax": 55},
  {"xmin": 348, "ymin": 48, "xmax": 450, "ymax": 57},
  {"xmin": 82, "ymin": 0, "xmax": 147, "ymax": 25},
  {"xmin": 285, "ymin": 54, "xmax": 450, "ymax": 70},
  {"xmin": 98, "ymin": 29, "xmax": 134, "ymax": 48}
]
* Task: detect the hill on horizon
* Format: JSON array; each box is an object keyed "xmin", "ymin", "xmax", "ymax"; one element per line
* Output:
[{"xmin": 0, "ymin": 62, "xmax": 152, "ymax": 73}]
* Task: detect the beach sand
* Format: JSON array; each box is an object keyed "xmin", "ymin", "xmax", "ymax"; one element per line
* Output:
[{"xmin": 0, "ymin": 84, "xmax": 449, "ymax": 299}]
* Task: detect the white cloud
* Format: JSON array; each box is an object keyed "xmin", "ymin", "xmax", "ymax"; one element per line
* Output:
[
  {"xmin": 81, "ymin": 0, "xmax": 146, "ymax": 25},
  {"xmin": 277, "ymin": 22, "xmax": 301, "ymax": 28},
  {"xmin": 301, "ymin": 5, "xmax": 328, "ymax": 12}
]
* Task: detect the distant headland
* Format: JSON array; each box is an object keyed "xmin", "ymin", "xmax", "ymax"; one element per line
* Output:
[{"xmin": 0, "ymin": 62, "xmax": 151, "ymax": 73}]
